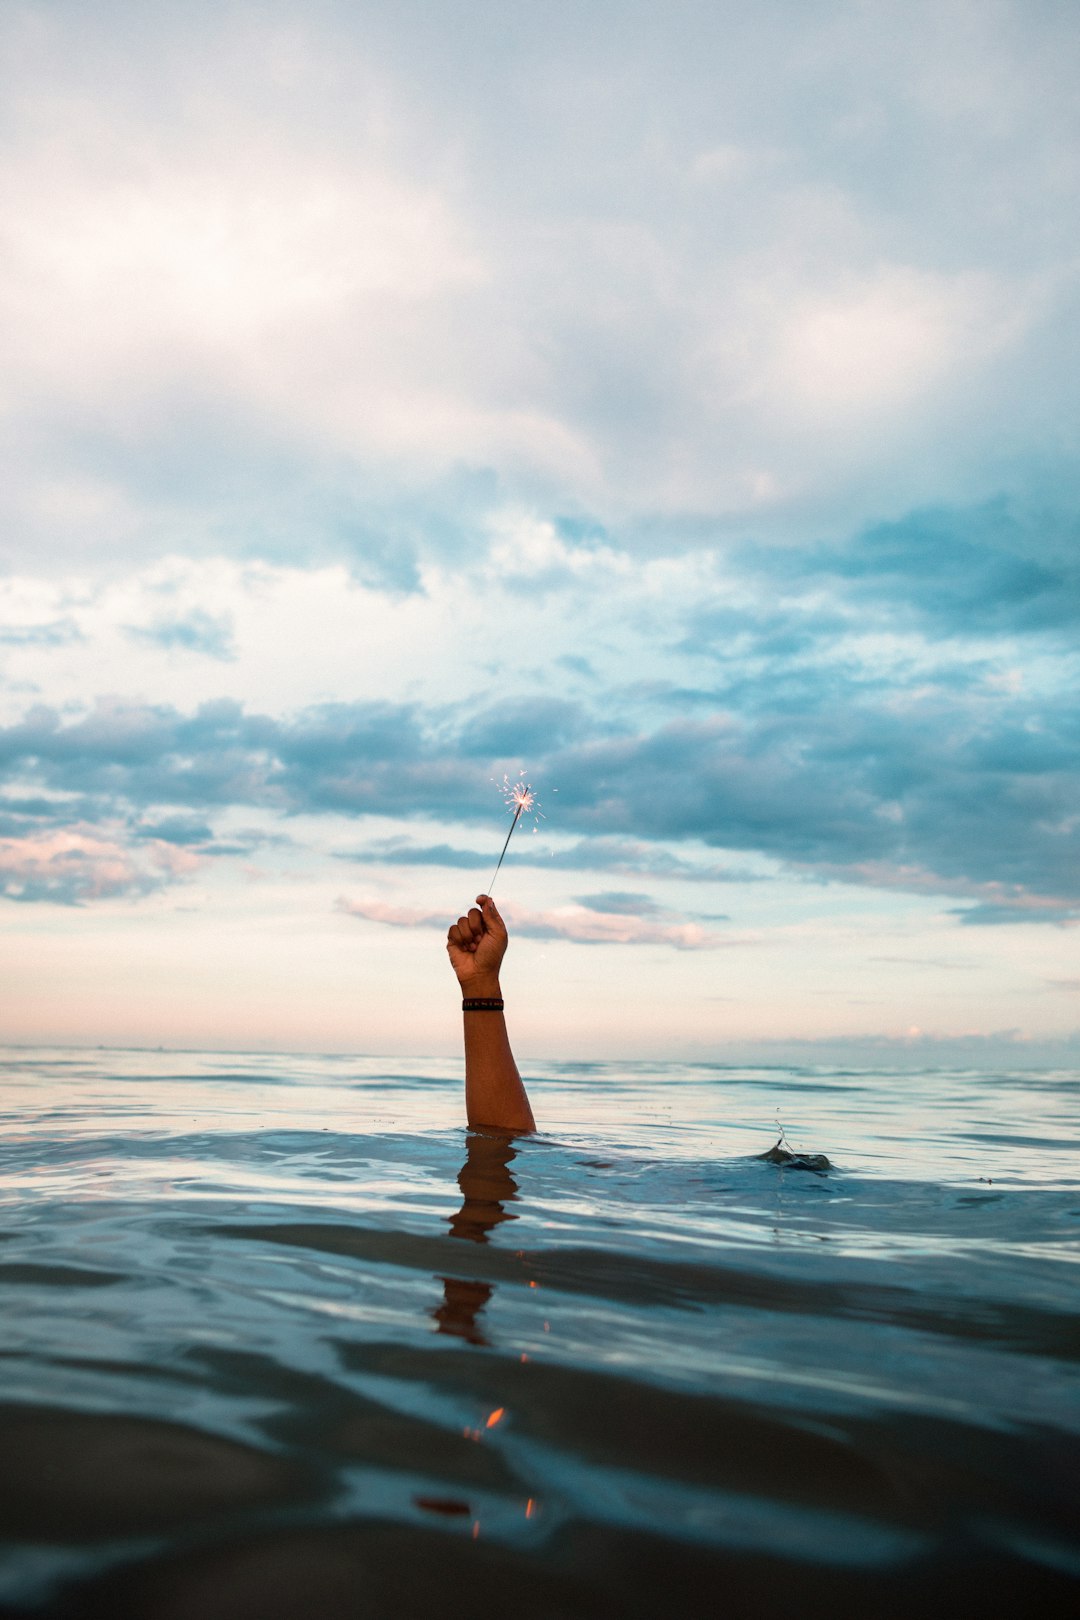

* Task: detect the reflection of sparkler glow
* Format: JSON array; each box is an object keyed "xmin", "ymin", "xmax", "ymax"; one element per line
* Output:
[{"xmin": 488, "ymin": 774, "xmax": 541, "ymax": 891}]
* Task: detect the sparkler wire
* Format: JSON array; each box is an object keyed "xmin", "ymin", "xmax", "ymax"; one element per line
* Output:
[{"xmin": 488, "ymin": 802, "xmax": 525, "ymax": 891}]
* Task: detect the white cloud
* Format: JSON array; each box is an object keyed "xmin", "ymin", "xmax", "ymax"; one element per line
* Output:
[
  {"xmin": 485, "ymin": 511, "xmax": 630, "ymax": 583},
  {"xmin": 0, "ymin": 109, "xmax": 485, "ymax": 413},
  {"xmin": 768, "ymin": 267, "xmax": 1015, "ymax": 418},
  {"xmin": 1, "ymin": 0, "xmax": 1077, "ymax": 567}
]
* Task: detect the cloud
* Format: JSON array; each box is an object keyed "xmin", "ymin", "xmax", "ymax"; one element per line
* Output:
[
  {"xmin": 0, "ymin": 793, "xmax": 101, "ymax": 837},
  {"xmin": 556, "ymin": 654, "xmax": 597, "ymax": 679},
  {"xmin": 766, "ymin": 266, "xmax": 1016, "ymax": 420},
  {"xmin": 335, "ymin": 834, "xmax": 765, "ymax": 882},
  {"xmin": 335, "ymin": 897, "xmax": 448, "ymax": 929},
  {"xmin": 1, "ymin": 3, "xmax": 1078, "ymax": 581},
  {"xmin": 2, "ymin": 656, "xmax": 1077, "ymax": 921},
  {"xmin": 949, "ymin": 899, "xmax": 1079, "ymax": 928},
  {"xmin": 130, "ymin": 813, "xmax": 216, "ymax": 846},
  {"xmin": 335, "ymin": 839, "xmax": 488, "ymax": 870},
  {"xmin": 484, "ymin": 511, "xmax": 630, "ymax": 594},
  {"xmin": 507, "ymin": 905, "xmax": 726, "ymax": 950},
  {"xmin": 338, "ymin": 893, "xmax": 729, "ymax": 950},
  {"xmin": 541, "ymin": 679, "xmax": 1080, "ymax": 920},
  {"xmin": 732, "ymin": 499, "xmax": 1080, "ymax": 641},
  {"xmin": 0, "ymin": 827, "xmax": 200, "ymax": 905},
  {"xmin": 572, "ymin": 890, "xmax": 664, "ymax": 916},
  {"xmin": 456, "ymin": 697, "xmax": 593, "ymax": 760},
  {"xmin": 0, "ymin": 618, "xmax": 82, "ymax": 647},
  {"xmin": 124, "ymin": 610, "xmax": 236, "ymax": 660}
]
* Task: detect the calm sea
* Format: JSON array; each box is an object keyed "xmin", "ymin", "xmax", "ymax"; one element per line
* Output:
[{"xmin": 1, "ymin": 1049, "xmax": 1077, "ymax": 1618}]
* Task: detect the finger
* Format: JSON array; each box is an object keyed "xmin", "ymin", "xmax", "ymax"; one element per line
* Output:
[
  {"xmin": 466, "ymin": 906, "xmax": 484, "ymax": 939},
  {"xmin": 447, "ymin": 922, "xmax": 465, "ymax": 947},
  {"xmin": 477, "ymin": 894, "xmax": 506, "ymax": 934}
]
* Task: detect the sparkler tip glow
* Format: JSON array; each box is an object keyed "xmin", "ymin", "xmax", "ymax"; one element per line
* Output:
[
  {"xmin": 488, "ymin": 772, "xmax": 543, "ymax": 890},
  {"xmin": 501, "ymin": 775, "xmax": 537, "ymax": 817}
]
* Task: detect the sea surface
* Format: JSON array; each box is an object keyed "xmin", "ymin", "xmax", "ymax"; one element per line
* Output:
[{"xmin": 0, "ymin": 1048, "xmax": 1077, "ymax": 1618}]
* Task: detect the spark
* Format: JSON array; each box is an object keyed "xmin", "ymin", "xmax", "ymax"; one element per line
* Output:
[
  {"xmin": 488, "ymin": 774, "xmax": 542, "ymax": 891},
  {"xmin": 502, "ymin": 776, "xmax": 536, "ymax": 818},
  {"xmin": 485, "ymin": 1407, "xmax": 505, "ymax": 1428}
]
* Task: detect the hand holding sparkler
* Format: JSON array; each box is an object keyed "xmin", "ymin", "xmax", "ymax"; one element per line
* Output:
[
  {"xmin": 446, "ymin": 894, "xmax": 508, "ymax": 995},
  {"xmin": 489, "ymin": 777, "xmax": 538, "ymax": 891}
]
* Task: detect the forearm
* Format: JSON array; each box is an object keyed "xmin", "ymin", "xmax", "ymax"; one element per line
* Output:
[{"xmin": 461, "ymin": 975, "xmax": 536, "ymax": 1133}]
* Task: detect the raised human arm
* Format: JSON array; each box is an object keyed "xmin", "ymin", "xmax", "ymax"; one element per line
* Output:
[{"xmin": 446, "ymin": 894, "xmax": 536, "ymax": 1133}]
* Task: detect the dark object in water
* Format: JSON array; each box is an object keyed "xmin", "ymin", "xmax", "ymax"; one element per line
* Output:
[
  {"xmin": 413, "ymin": 1496, "xmax": 471, "ymax": 1516},
  {"xmin": 754, "ymin": 1140, "xmax": 831, "ymax": 1173}
]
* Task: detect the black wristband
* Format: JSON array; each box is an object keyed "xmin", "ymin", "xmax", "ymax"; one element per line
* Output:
[{"xmin": 462, "ymin": 997, "xmax": 505, "ymax": 1012}]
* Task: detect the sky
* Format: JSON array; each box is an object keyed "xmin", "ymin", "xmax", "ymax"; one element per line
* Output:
[{"xmin": 1, "ymin": 0, "xmax": 1078, "ymax": 1062}]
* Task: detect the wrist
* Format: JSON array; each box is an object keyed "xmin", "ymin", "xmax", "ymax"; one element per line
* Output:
[{"xmin": 459, "ymin": 974, "xmax": 502, "ymax": 999}]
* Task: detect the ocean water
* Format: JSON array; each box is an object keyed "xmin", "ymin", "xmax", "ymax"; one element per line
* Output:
[{"xmin": 0, "ymin": 1048, "xmax": 1077, "ymax": 1619}]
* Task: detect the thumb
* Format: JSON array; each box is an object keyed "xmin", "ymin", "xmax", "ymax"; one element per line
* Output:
[{"xmin": 476, "ymin": 893, "xmax": 506, "ymax": 932}]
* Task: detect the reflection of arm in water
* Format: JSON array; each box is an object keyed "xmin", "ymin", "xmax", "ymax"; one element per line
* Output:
[
  {"xmin": 434, "ymin": 1132, "xmax": 521, "ymax": 1343},
  {"xmin": 446, "ymin": 894, "xmax": 536, "ymax": 1133},
  {"xmin": 447, "ymin": 1131, "xmax": 520, "ymax": 1243}
]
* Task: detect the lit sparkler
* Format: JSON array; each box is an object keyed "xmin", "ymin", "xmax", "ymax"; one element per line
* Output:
[{"xmin": 489, "ymin": 775, "xmax": 539, "ymax": 891}]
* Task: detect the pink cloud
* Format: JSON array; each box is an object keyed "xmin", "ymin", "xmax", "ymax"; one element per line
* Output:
[
  {"xmin": 337, "ymin": 895, "xmax": 729, "ymax": 950},
  {"xmin": 336, "ymin": 897, "xmax": 450, "ymax": 928},
  {"xmin": 0, "ymin": 827, "xmax": 203, "ymax": 904},
  {"xmin": 505, "ymin": 904, "xmax": 725, "ymax": 950}
]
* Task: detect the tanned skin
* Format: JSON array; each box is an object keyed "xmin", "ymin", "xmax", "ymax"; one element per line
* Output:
[{"xmin": 446, "ymin": 894, "xmax": 536, "ymax": 1134}]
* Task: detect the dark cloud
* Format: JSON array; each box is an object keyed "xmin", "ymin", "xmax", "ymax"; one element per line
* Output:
[
  {"xmin": 0, "ymin": 698, "xmax": 283, "ymax": 811},
  {"xmin": 677, "ymin": 605, "xmax": 852, "ymax": 665},
  {"xmin": 824, "ymin": 503, "xmax": 1080, "ymax": 636},
  {"xmin": 735, "ymin": 499, "xmax": 1080, "ymax": 641},
  {"xmin": 457, "ymin": 697, "xmax": 594, "ymax": 759},
  {"xmin": 131, "ymin": 813, "xmax": 216, "ymax": 846},
  {"xmin": 2, "ymin": 657, "xmax": 1077, "ymax": 921},
  {"xmin": 949, "ymin": 900, "xmax": 1080, "ymax": 927},
  {"xmin": 0, "ymin": 793, "xmax": 101, "ymax": 838},
  {"xmin": 336, "ymin": 839, "xmax": 488, "ymax": 869},
  {"xmin": 573, "ymin": 890, "xmax": 663, "ymax": 916},
  {"xmin": 335, "ymin": 834, "xmax": 764, "ymax": 882}
]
